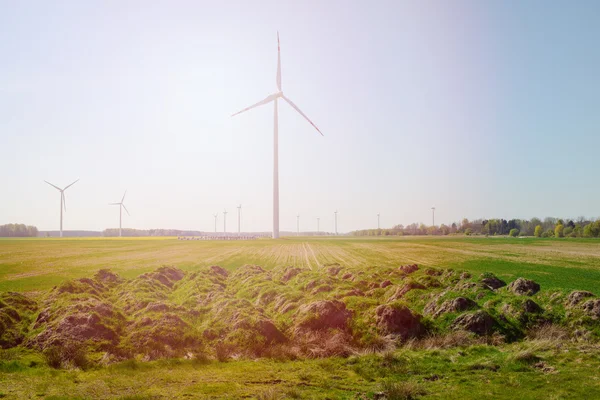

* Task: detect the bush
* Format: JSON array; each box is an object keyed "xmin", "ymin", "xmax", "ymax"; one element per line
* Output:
[
  {"xmin": 509, "ymin": 229, "xmax": 519, "ymax": 237},
  {"xmin": 43, "ymin": 342, "xmax": 90, "ymax": 370},
  {"xmin": 542, "ymin": 229, "xmax": 554, "ymax": 238},
  {"xmin": 464, "ymin": 228, "xmax": 473, "ymax": 236},
  {"xmin": 534, "ymin": 225, "xmax": 542, "ymax": 237}
]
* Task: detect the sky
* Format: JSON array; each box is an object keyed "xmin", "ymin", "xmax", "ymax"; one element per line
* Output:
[{"xmin": 1, "ymin": 0, "xmax": 599, "ymax": 233}]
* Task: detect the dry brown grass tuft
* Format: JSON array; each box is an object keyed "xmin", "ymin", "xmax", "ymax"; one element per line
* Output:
[{"xmin": 528, "ymin": 323, "xmax": 569, "ymax": 341}]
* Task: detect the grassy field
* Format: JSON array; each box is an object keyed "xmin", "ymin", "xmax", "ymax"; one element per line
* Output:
[
  {"xmin": 1, "ymin": 236, "xmax": 600, "ymax": 293},
  {"xmin": 1, "ymin": 236, "xmax": 600, "ymax": 399}
]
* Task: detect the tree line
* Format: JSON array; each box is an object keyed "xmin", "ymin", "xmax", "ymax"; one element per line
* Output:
[
  {"xmin": 352, "ymin": 217, "xmax": 600, "ymax": 238},
  {"xmin": 0, "ymin": 223, "xmax": 39, "ymax": 237}
]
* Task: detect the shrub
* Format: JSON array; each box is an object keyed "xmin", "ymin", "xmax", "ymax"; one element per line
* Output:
[
  {"xmin": 534, "ymin": 225, "xmax": 542, "ymax": 237},
  {"xmin": 43, "ymin": 342, "xmax": 90, "ymax": 370},
  {"xmin": 464, "ymin": 228, "xmax": 473, "ymax": 236},
  {"xmin": 542, "ymin": 229, "xmax": 554, "ymax": 238},
  {"xmin": 509, "ymin": 229, "xmax": 519, "ymax": 237}
]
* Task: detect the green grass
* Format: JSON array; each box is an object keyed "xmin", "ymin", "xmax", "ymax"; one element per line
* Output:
[
  {"xmin": 2, "ymin": 236, "xmax": 600, "ymax": 398},
  {"xmin": 2, "ymin": 236, "xmax": 600, "ymax": 292}
]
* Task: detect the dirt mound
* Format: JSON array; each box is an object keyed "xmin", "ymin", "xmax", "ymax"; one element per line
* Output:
[
  {"xmin": 480, "ymin": 274, "xmax": 507, "ymax": 290},
  {"xmin": 341, "ymin": 289, "xmax": 365, "ymax": 297},
  {"xmin": 55, "ymin": 278, "xmax": 107, "ymax": 297},
  {"xmin": 375, "ymin": 305, "xmax": 424, "ymax": 340},
  {"xmin": 426, "ymin": 297, "xmax": 478, "ymax": 318},
  {"xmin": 255, "ymin": 319, "xmax": 286, "ymax": 344},
  {"xmin": 521, "ymin": 299, "xmax": 542, "ymax": 314},
  {"xmin": 209, "ymin": 265, "xmax": 229, "ymax": 277},
  {"xmin": 295, "ymin": 300, "xmax": 352, "ymax": 332},
  {"xmin": 380, "ymin": 280, "xmax": 392, "ymax": 288},
  {"xmin": 582, "ymin": 299, "xmax": 600, "ymax": 319},
  {"xmin": 0, "ymin": 292, "xmax": 38, "ymax": 313},
  {"xmin": 142, "ymin": 266, "xmax": 185, "ymax": 288},
  {"xmin": 388, "ymin": 282, "xmax": 426, "ymax": 301},
  {"xmin": 327, "ymin": 265, "xmax": 343, "ymax": 276},
  {"xmin": 32, "ymin": 298, "xmax": 124, "ymax": 349},
  {"xmin": 128, "ymin": 313, "xmax": 197, "ymax": 358},
  {"xmin": 508, "ymin": 278, "xmax": 540, "ymax": 296},
  {"xmin": 281, "ymin": 267, "xmax": 302, "ymax": 282},
  {"xmin": 94, "ymin": 269, "xmax": 123, "ymax": 286},
  {"xmin": 567, "ymin": 291, "xmax": 595, "ymax": 307},
  {"xmin": 451, "ymin": 311, "xmax": 496, "ymax": 335},
  {"xmin": 399, "ymin": 264, "xmax": 419, "ymax": 274}
]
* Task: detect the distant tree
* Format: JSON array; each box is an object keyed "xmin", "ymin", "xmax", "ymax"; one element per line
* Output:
[
  {"xmin": 554, "ymin": 224, "xmax": 564, "ymax": 238},
  {"xmin": 509, "ymin": 228, "xmax": 519, "ymax": 237},
  {"xmin": 464, "ymin": 228, "xmax": 473, "ymax": 236},
  {"xmin": 583, "ymin": 224, "xmax": 594, "ymax": 238},
  {"xmin": 542, "ymin": 229, "xmax": 555, "ymax": 238},
  {"xmin": 566, "ymin": 220, "xmax": 575, "ymax": 229},
  {"xmin": 534, "ymin": 225, "xmax": 543, "ymax": 237},
  {"xmin": 563, "ymin": 226, "xmax": 574, "ymax": 237}
]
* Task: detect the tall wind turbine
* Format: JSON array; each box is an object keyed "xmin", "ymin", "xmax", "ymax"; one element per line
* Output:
[
  {"xmin": 44, "ymin": 179, "xmax": 79, "ymax": 238},
  {"xmin": 223, "ymin": 210, "xmax": 228, "ymax": 233},
  {"xmin": 213, "ymin": 214, "xmax": 218, "ymax": 233},
  {"xmin": 232, "ymin": 33, "xmax": 323, "ymax": 239},
  {"xmin": 431, "ymin": 207, "xmax": 436, "ymax": 227},
  {"xmin": 237, "ymin": 204, "xmax": 242, "ymax": 235},
  {"xmin": 297, "ymin": 214, "xmax": 300, "ymax": 236},
  {"xmin": 377, "ymin": 213, "xmax": 380, "ymax": 230},
  {"xmin": 109, "ymin": 191, "xmax": 130, "ymax": 237},
  {"xmin": 334, "ymin": 210, "xmax": 338, "ymax": 236},
  {"xmin": 317, "ymin": 217, "xmax": 320, "ymax": 235}
]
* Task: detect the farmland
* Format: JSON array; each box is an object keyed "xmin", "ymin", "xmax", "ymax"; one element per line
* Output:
[
  {"xmin": 2, "ymin": 236, "xmax": 600, "ymax": 293},
  {"xmin": 1, "ymin": 236, "xmax": 600, "ymax": 399}
]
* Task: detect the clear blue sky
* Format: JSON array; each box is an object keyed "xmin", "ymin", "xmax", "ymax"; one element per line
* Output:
[{"xmin": 1, "ymin": 1, "xmax": 599, "ymax": 233}]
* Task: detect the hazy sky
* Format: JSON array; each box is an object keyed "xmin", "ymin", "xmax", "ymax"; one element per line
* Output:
[{"xmin": 1, "ymin": 1, "xmax": 599, "ymax": 233}]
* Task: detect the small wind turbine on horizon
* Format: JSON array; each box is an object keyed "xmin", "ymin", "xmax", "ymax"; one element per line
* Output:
[
  {"xmin": 237, "ymin": 204, "xmax": 242, "ymax": 235},
  {"xmin": 317, "ymin": 217, "xmax": 320, "ymax": 235},
  {"xmin": 109, "ymin": 191, "xmax": 130, "ymax": 237},
  {"xmin": 223, "ymin": 210, "xmax": 228, "ymax": 233},
  {"xmin": 231, "ymin": 32, "xmax": 323, "ymax": 239},
  {"xmin": 431, "ymin": 207, "xmax": 436, "ymax": 227},
  {"xmin": 297, "ymin": 214, "xmax": 300, "ymax": 236},
  {"xmin": 377, "ymin": 213, "xmax": 380, "ymax": 230},
  {"xmin": 334, "ymin": 210, "xmax": 338, "ymax": 236},
  {"xmin": 213, "ymin": 214, "xmax": 218, "ymax": 233},
  {"xmin": 44, "ymin": 179, "xmax": 79, "ymax": 238}
]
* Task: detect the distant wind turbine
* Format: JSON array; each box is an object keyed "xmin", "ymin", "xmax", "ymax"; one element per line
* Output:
[
  {"xmin": 213, "ymin": 214, "xmax": 218, "ymax": 233},
  {"xmin": 232, "ymin": 32, "xmax": 323, "ymax": 239},
  {"xmin": 377, "ymin": 213, "xmax": 380, "ymax": 229},
  {"xmin": 431, "ymin": 207, "xmax": 436, "ymax": 227},
  {"xmin": 109, "ymin": 190, "xmax": 130, "ymax": 237},
  {"xmin": 334, "ymin": 210, "xmax": 338, "ymax": 236},
  {"xmin": 237, "ymin": 204, "xmax": 242, "ymax": 235},
  {"xmin": 223, "ymin": 210, "xmax": 228, "ymax": 233},
  {"xmin": 297, "ymin": 214, "xmax": 300, "ymax": 236},
  {"xmin": 44, "ymin": 179, "xmax": 79, "ymax": 238},
  {"xmin": 317, "ymin": 217, "xmax": 320, "ymax": 235}
]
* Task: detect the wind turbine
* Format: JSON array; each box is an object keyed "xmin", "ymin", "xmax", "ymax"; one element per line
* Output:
[
  {"xmin": 109, "ymin": 191, "xmax": 130, "ymax": 237},
  {"xmin": 223, "ymin": 210, "xmax": 228, "ymax": 233},
  {"xmin": 232, "ymin": 33, "xmax": 323, "ymax": 239},
  {"xmin": 317, "ymin": 217, "xmax": 320, "ymax": 235},
  {"xmin": 297, "ymin": 214, "xmax": 300, "ymax": 236},
  {"xmin": 237, "ymin": 204, "xmax": 242, "ymax": 235},
  {"xmin": 213, "ymin": 214, "xmax": 218, "ymax": 233},
  {"xmin": 334, "ymin": 210, "xmax": 338, "ymax": 236},
  {"xmin": 377, "ymin": 213, "xmax": 380, "ymax": 230},
  {"xmin": 44, "ymin": 179, "xmax": 79, "ymax": 238},
  {"xmin": 431, "ymin": 207, "xmax": 436, "ymax": 227}
]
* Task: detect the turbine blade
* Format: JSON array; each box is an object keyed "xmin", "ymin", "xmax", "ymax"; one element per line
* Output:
[
  {"xmin": 276, "ymin": 32, "xmax": 282, "ymax": 91},
  {"xmin": 64, "ymin": 179, "xmax": 79, "ymax": 191},
  {"xmin": 121, "ymin": 190, "xmax": 127, "ymax": 203},
  {"xmin": 231, "ymin": 93, "xmax": 278, "ymax": 117},
  {"xmin": 122, "ymin": 204, "xmax": 130, "ymax": 216},
  {"xmin": 109, "ymin": 203, "xmax": 120, "ymax": 205},
  {"xmin": 282, "ymin": 96, "xmax": 323, "ymax": 136},
  {"xmin": 44, "ymin": 181, "xmax": 62, "ymax": 191},
  {"xmin": 62, "ymin": 192, "xmax": 67, "ymax": 212}
]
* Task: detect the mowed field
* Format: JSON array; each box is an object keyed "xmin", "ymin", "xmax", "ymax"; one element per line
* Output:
[{"xmin": 1, "ymin": 236, "xmax": 600, "ymax": 293}]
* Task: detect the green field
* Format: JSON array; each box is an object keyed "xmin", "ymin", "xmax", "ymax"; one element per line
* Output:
[
  {"xmin": 2, "ymin": 236, "xmax": 600, "ymax": 293},
  {"xmin": 1, "ymin": 236, "xmax": 600, "ymax": 399}
]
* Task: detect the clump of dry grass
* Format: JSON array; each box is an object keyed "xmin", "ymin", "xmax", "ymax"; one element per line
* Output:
[
  {"xmin": 404, "ymin": 330, "xmax": 479, "ymax": 350},
  {"xmin": 379, "ymin": 380, "xmax": 426, "ymax": 400},
  {"xmin": 528, "ymin": 323, "xmax": 569, "ymax": 341}
]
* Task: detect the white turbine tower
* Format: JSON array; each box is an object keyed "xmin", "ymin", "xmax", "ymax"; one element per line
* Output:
[
  {"xmin": 317, "ymin": 217, "xmax": 320, "ymax": 235},
  {"xmin": 334, "ymin": 210, "xmax": 338, "ymax": 236},
  {"xmin": 232, "ymin": 33, "xmax": 323, "ymax": 239},
  {"xmin": 44, "ymin": 179, "xmax": 79, "ymax": 238},
  {"xmin": 223, "ymin": 210, "xmax": 228, "ymax": 233},
  {"xmin": 377, "ymin": 213, "xmax": 380, "ymax": 230},
  {"xmin": 237, "ymin": 204, "xmax": 242, "ymax": 235},
  {"xmin": 213, "ymin": 214, "xmax": 218, "ymax": 233},
  {"xmin": 297, "ymin": 214, "xmax": 300, "ymax": 236},
  {"xmin": 109, "ymin": 191, "xmax": 130, "ymax": 237}
]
